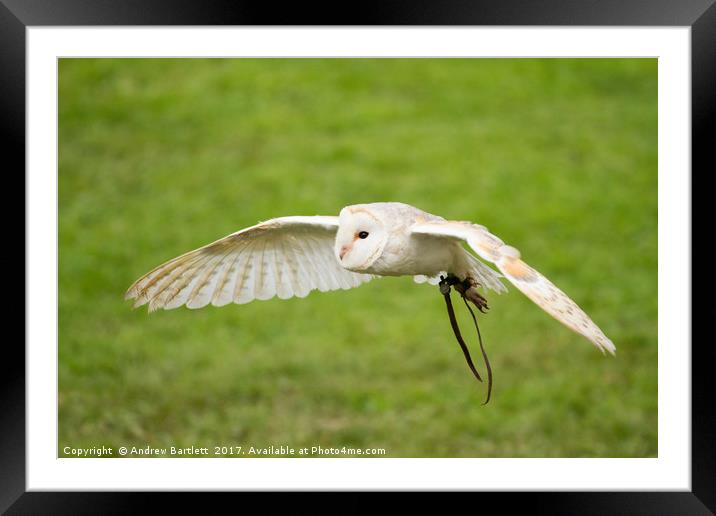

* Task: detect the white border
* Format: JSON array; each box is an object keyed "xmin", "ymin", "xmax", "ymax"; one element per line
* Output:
[{"xmin": 28, "ymin": 27, "xmax": 691, "ymax": 490}]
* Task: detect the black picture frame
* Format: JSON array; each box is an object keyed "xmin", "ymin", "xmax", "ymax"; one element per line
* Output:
[{"xmin": 4, "ymin": 1, "xmax": 710, "ymax": 512}]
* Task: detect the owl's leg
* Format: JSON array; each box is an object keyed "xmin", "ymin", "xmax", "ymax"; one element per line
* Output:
[{"xmin": 451, "ymin": 274, "xmax": 489, "ymax": 313}]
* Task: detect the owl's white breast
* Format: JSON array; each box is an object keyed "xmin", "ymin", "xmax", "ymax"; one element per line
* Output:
[{"xmin": 362, "ymin": 224, "xmax": 458, "ymax": 277}]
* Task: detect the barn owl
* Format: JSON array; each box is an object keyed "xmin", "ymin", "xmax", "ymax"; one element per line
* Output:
[{"xmin": 126, "ymin": 202, "xmax": 615, "ymax": 358}]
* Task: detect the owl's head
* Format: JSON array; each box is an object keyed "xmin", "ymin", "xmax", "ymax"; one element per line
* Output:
[{"xmin": 334, "ymin": 205, "xmax": 389, "ymax": 271}]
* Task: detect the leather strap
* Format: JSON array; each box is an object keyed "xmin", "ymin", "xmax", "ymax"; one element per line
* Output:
[
  {"xmin": 440, "ymin": 274, "xmax": 493, "ymax": 404},
  {"xmin": 442, "ymin": 286, "xmax": 483, "ymax": 384}
]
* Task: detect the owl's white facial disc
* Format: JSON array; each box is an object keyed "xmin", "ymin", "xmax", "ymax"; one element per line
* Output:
[{"xmin": 334, "ymin": 207, "xmax": 388, "ymax": 271}]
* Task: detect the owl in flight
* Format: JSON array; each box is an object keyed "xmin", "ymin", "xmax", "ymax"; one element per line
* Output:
[{"xmin": 126, "ymin": 202, "xmax": 614, "ymax": 399}]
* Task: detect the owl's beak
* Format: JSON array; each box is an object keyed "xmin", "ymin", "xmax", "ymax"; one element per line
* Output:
[{"xmin": 339, "ymin": 244, "xmax": 351, "ymax": 260}]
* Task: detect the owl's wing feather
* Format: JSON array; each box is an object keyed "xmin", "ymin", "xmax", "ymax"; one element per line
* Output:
[
  {"xmin": 126, "ymin": 216, "xmax": 373, "ymax": 312},
  {"xmin": 410, "ymin": 220, "xmax": 615, "ymax": 355}
]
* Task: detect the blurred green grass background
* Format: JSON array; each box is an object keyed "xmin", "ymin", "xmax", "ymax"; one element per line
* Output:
[{"xmin": 58, "ymin": 58, "xmax": 657, "ymax": 457}]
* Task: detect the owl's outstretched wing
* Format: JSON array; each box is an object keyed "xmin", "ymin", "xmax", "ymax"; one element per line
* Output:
[
  {"xmin": 410, "ymin": 220, "xmax": 615, "ymax": 355},
  {"xmin": 126, "ymin": 216, "xmax": 373, "ymax": 312}
]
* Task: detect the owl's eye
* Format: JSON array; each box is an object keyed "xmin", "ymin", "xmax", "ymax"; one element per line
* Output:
[{"xmin": 358, "ymin": 231, "xmax": 369, "ymax": 239}]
